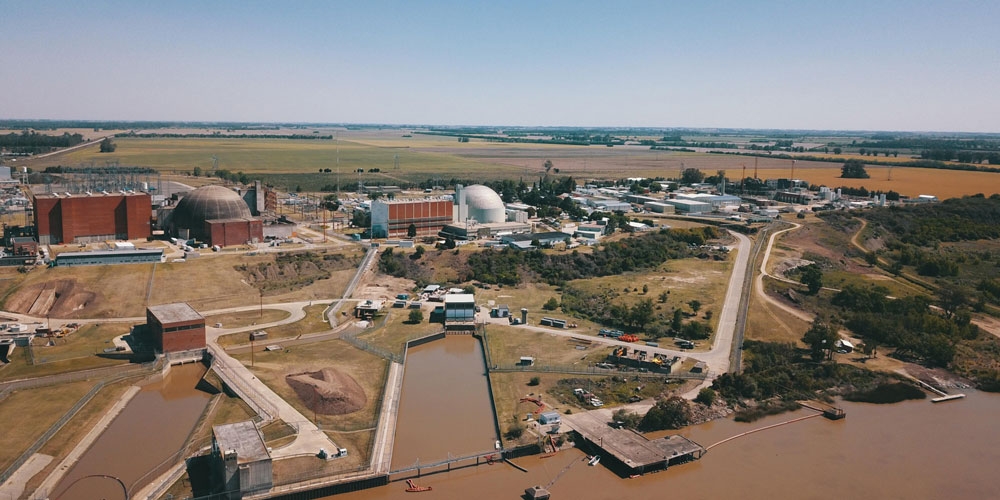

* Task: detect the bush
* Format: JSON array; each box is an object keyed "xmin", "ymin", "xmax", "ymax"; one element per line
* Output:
[
  {"xmin": 695, "ymin": 387, "xmax": 716, "ymax": 406},
  {"xmin": 504, "ymin": 423, "xmax": 524, "ymax": 440},
  {"xmin": 638, "ymin": 396, "xmax": 691, "ymax": 431},
  {"xmin": 528, "ymin": 376, "xmax": 541, "ymax": 386},
  {"xmin": 543, "ymin": 297, "xmax": 560, "ymax": 311},
  {"xmin": 844, "ymin": 382, "xmax": 926, "ymax": 404},
  {"xmin": 407, "ymin": 310, "xmax": 424, "ymax": 324}
]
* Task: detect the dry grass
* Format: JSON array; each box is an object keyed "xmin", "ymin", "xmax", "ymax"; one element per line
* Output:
[
  {"xmin": 204, "ymin": 309, "xmax": 290, "ymax": 331},
  {"xmin": 744, "ymin": 293, "xmax": 811, "ymax": 345},
  {"xmin": 232, "ymin": 338, "xmax": 388, "ymax": 436},
  {"xmin": 29, "ymin": 323, "xmax": 130, "ymax": 364},
  {"xmin": 0, "ymin": 379, "xmax": 96, "ymax": 471},
  {"xmin": 0, "ymin": 347, "xmax": 128, "ymax": 382},
  {"xmin": 484, "ymin": 326, "xmax": 614, "ymax": 367},
  {"xmin": 355, "ymin": 308, "xmax": 446, "ymax": 356},
  {"xmin": 489, "ymin": 371, "xmax": 593, "ymax": 446}
]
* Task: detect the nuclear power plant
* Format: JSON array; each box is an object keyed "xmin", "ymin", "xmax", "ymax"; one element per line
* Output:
[{"xmin": 369, "ymin": 184, "xmax": 531, "ymax": 240}]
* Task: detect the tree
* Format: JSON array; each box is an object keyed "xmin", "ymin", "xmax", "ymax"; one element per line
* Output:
[
  {"xmin": 611, "ymin": 408, "xmax": 642, "ymax": 429},
  {"xmin": 407, "ymin": 223, "xmax": 417, "ymax": 238},
  {"xmin": 528, "ymin": 376, "xmax": 541, "ymax": 386},
  {"xmin": 695, "ymin": 387, "xmax": 716, "ymax": 406},
  {"xmin": 543, "ymin": 297, "xmax": 559, "ymax": 311},
  {"xmin": 937, "ymin": 285, "xmax": 969, "ymax": 320},
  {"xmin": 680, "ymin": 168, "xmax": 705, "ymax": 184},
  {"xmin": 671, "ymin": 308, "xmax": 684, "ymax": 332},
  {"xmin": 833, "ymin": 147, "xmax": 842, "ymax": 154},
  {"xmin": 639, "ymin": 396, "xmax": 691, "ymax": 431},
  {"xmin": 543, "ymin": 159, "xmax": 553, "ymax": 174},
  {"xmin": 800, "ymin": 264, "xmax": 823, "ymax": 295},
  {"xmin": 840, "ymin": 159, "xmax": 870, "ymax": 179},
  {"xmin": 688, "ymin": 299, "xmax": 702, "ymax": 314},
  {"xmin": 407, "ymin": 309, "xmax": 424, "ymax": 324},
  {"xmin": 802, "ymin": 320, "xmax": 838, "ymax": 361},
  {"xmin": 99, "ymin": 137, "xmax": 116, "ymax": 153},
  {"xmin": 192, "ymin": 166, "xmax": 202, "ymax": 177},
  {"xmin": 658, "ymin": 291, "xmax": 669, "ymax": 303},
  {"xmin": 642, "ymin": 284, "xmax": 649, "ymax": 294},
  {"xmin": 630, "ymin": 299, "xmax": 655, "ymax": 330},
  {"xmin": 864, "ymin": 251, "xmax": 879, "ymax": 266}
]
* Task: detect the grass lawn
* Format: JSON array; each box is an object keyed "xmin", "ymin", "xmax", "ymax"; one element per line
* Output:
[
  {"xmin": 355, "ymin": 309, "xmax": 445, "ymax": 357},
  {"xmin": 204, "ymin": 309, "xmax": 290, "ymax": 331},
  {"xmin": 232, "ymin": 338, "xmax": 388, "ymax": 457},
  {"xmin": 744, "ymin": 292, "xmax": 812, "ymax": 345},
  {"xmin": 483, "ymin": 326, "xmax": 614, "ymax": 368},
  {"xmin": 29, "ymin": 323, "xmax": 131, "ymax": 364},
  {"xmin": 0, "ymin": 379, "xmax": 96, "ymax": 471}
]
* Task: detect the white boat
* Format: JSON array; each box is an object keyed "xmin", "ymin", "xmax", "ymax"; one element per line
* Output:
[{"xmin": 588, "ymin": 455, "xmax": 601, "ymax": 466}]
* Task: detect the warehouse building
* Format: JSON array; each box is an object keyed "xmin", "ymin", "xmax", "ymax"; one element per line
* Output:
[
  {"xmin": 662, "ymin": 199, "xmax": 713, "ymax": 214},
  {"xmin": 54, "ymin": 248, "xmax": 163, "ymax": 267},
  {"xmin": 444, "ymin": 293, "xmax": 476, "ymax": 330},
  {"xmin": 165, "ymin": 185, "xmax": 263, "ymax": 247},
  {"xmin": 644, "ymin": 201, "xmax": 676, "ymax": 214},
  {"xmin": 33, "ymin": 192, "xmax": 152, "ymax": 245},
  {"xmin": 146, "ymin": 302, "xmax": 206, "ymax": 354},
  {"xmin": 212, "ymin": 421, "xmax": 273, "ymax": 499}
]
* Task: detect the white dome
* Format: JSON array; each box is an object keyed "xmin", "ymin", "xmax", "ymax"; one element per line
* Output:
[{"xmin": 463, "ymin": 184, "xmax": 505, "ymax": 224}]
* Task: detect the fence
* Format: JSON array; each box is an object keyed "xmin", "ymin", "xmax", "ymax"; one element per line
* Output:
[
  {"xmin": 0, "ymin": 358, "xmax": 159, "ymax": 393},
  {"xmin": 0, "ymin": 365, "xmax": 153, "ymax": 486},
  {"xmin": 339, "ymin": 313, "xmax": 403, "ymax": 363}
]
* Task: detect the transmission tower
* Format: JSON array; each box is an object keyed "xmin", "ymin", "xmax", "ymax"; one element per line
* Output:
[{"xmin": 394, "ymin": 154, "xmax": 400, "ymax": 170}]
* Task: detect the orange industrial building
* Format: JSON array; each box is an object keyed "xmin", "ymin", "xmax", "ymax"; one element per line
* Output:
[
  {"xmin": 33, "ymin": 192, "xmax": 152, "ymax": 245},
  {"xmin": 371, "ymin": 199, "xmax": 453, "ymax": 238},
  {"xmin": 146, "ymin": 302, "xmax": 206, "ymax": 353}
]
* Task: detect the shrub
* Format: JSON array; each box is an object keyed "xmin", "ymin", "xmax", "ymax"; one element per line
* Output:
[{"xmin": 528, "ymin": 376, "xmax": 541, "ymax": 386}]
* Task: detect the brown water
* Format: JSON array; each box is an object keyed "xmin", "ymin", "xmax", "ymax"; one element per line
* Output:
[
  {"xmin": 390, "ymin": 336, "xmax": 498, "ymax": 470},
  {"xmin": 337, "ymin": 390, "xmax": 1000, "ymax": 500},
  {"xmin": 51, "ymin": 363, "xmax": 212, "ymax": 500}
]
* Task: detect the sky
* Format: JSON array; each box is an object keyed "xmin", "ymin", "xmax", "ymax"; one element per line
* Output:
[{"xmin": 2, "ymin": 1, "xmax": 999, "ymax": 132}]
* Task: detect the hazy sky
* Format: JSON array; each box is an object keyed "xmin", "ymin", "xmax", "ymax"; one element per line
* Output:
[{"xmin": 2, "ymin": 1, "xmax": 999, "ymax": 132}]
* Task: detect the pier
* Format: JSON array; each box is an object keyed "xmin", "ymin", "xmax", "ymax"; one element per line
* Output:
[{"xmin": 566, "ymin": 411, "xmax": 705, "ymax": 477}]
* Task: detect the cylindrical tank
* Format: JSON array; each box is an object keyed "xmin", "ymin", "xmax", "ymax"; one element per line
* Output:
[{"xmin": 521, "ymin": 308, "xmax": 528, "ymax": 325}]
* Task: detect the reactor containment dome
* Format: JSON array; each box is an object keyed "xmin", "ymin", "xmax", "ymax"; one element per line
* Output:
[{"xmin": 457, "ymin": 184, "xmax": 505, "ymax": 224}]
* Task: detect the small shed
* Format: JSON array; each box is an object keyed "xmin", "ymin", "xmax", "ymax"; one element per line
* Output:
[
  {"xmin": 538, "ymin": 411, "xmax": 561, "ymax": 425},
  {"xmin": 835, "ymin": 339, "xmax": 855, "ymax": 352},
  {"xmin": 519, "ymin": 356, "xmax": 535, "ymax": 366},
  {"xmin": 354, "ymin": 299, "xmax": 384, "ymax": 319},
  {"xmin": 490, "ymin": 305, "xmax": 510, "ymax": 318},
  {"xmin": 691, "ymin": 361, "xmax": 707, "ymax": 373}
]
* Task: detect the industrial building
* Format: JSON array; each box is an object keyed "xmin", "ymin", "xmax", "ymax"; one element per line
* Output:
[
  {"xmin": 661, "ymin": 199, "xmax": 713, "ymax": 214},
  {"xmin": 371, "ymin": 198, "xmax": 453, "ymax": 238},
  {"xmin": 212, "ymin": 421, "xmax": 273, "ymax": 499},
  {"xmin": 501, "ymin": 232, "xmax": 573, "ymax": 250},
  {"xmin": 146, "ymin": 302, "xmax": 206, "ymax": 354},
  {"xmin": 444, "ymin": 294, "xmax": 476, "ymax": 330},
  {"xmin": 55, "ymin": 248, "xmax": 163, "ymax": 267},
  {"xmin": 164, "ymin": 185, "xmax": 263, "ymax": 247},
  {"xmin": 33, "ymin": 191, "xmax": 152, "ymax": 244},
  {"xmin": 644, "ymin": 201, "xmax": 676, "ymax": 214}
]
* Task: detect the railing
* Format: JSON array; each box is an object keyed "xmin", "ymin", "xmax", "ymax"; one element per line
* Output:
[{"xmin": 0, "ymin": 358, "xmax": 159, "ymax": 392}]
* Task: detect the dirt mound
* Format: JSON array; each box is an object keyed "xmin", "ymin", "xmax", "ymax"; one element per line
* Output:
[
  {"xmin": 4, "ymin": 279, "xmax": 98, "ymax": 317},
  {"xmin": 285, "ymin": 368, "xmax": 366, "ymax": 415}
]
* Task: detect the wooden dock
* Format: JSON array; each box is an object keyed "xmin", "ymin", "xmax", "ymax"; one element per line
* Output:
[{"xmin": 566, "ymin": 411, "xmax": 704, "ymax": 477}]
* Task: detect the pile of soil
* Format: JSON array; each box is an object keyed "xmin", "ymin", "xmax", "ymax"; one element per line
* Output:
[
  {"xmin": 5, "ymin": 279, "xmax": 97, "ymax": 317},
  {"xmin": 285, "ymin": 368, "xmax": 366, "ymax": 415}
]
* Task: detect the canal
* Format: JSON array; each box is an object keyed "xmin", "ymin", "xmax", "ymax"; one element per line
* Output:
[
  {"xmin": 389, "ymin": 335, "xmax": 499, "ymax": 471},
  {"xmin": 334, "ymin": 390, "xmax": 1000, "ymax": 499},
  {"xmin": 51, "ymin": 363, "xmax": 212, "ymax": 500}
]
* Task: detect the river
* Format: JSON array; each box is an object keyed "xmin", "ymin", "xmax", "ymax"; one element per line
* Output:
[
  {"xmin": 337, "ymin": 388, "xmax": 1000, "ymax": 499},
  {"xmin": 50, "ymin": 363, "xmax": 211, "ymax": 500}
]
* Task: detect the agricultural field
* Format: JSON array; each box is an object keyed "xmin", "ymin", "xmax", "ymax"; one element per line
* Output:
[{"xmin": 22, "ymin": 129, "xmax": 999, "ymax": 199}]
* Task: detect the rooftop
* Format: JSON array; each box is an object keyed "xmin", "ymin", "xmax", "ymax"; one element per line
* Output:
[
  {"xmin": 444, "ymin": 293, "xmax": 475, "ymax": 304},
  {"xmin": 213, "ymin": 421, "xmax": 270, "ymax": 463},
  {"xmin": 569, "ymin": 410, "xmax": 704, "ymax": 469},
  {"xmin": 148, "ymin": 302, "xmax": 204, "ymax": 324}
]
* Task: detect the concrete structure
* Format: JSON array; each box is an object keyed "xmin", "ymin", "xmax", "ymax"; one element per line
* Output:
[
  {"xmin": 54, "ymin": 248, "xmax": 163, "ymax": 267},
  {"xmin": 444, "ymin": 293, "xmax": 476, "ymax": 329},
  {"xmin": 455, "ymin": 184, "xmax": 506, "ymax": 224},
  {"xmin": 354, "ymin": 299, "xmax": 384, "ymax": 319},
  {"xmin": 371, "ymin": 199, "xmax": 453, "ymax": 238},
  {"xmin": 570, "ymin": 412, "xmax": 705, "ymax": 477},
  {"xmin": 212, "ymin": 421, "xmax": 273, "ymax": 499},
  {"xmin": 33, "ymin": 192, "xmax": 152, "ymax": 244},
  {"xmin": 440, "ymin": 220, "xmax": 531, "ymax": 240},
  {"xmin": 146, "ymin": 302, "xmax": 206, "ymax": 354},
  {"xmin": 167, "ymin": 185, "xmax": 262, "ymax": 245}
]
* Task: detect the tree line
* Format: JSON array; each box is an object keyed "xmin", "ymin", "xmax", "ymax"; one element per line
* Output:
[{"xmin": 0, "ymin": 131, "xmax": 85, "ymax": 153}]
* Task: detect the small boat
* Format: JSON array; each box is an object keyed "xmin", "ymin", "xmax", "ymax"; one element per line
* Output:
[
  {"xmin": 405, "ymin": 479, "xmax": 432, "ymax": 492},
  {"xmin": 588, "ymin": 455, "xmax": 601, "ymax": 466}
]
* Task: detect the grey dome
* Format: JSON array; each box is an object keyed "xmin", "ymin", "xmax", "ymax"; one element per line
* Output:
[
  {"xmin": 463, "ymin": 184, "xmax": 505, "ymax": 224},
  {"xmin": 171, "ymin": 185, "xmax": 251, "ymax": 236}
]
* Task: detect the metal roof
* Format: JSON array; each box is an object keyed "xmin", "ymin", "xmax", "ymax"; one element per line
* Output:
[{"xmin": 213, "ymin": 421, "xmax": 271, "ymax": 463}]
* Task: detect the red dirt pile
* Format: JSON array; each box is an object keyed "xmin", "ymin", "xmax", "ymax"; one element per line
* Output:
[{"xmin": 285, "ymin": 368, "xmax": 366, "ymax": 415}]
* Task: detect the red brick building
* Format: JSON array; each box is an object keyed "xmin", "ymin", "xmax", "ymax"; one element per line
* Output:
[
  {"xmin": 205, "ymin": 218, "xmax": 264, "ymax": 247},
  {"xmin": 33, "ymin": 192, "xmax": 152, "ymax": 245},
  {"xmin": 147, "ymin": 302, "xmax": 206, "ymax": 353}
]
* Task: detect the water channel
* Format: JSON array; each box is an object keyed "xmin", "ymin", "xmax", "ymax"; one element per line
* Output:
[
  {"xmin": 338, "ymin": 387, "xmax": 1000, "ymax": 499},
  {"xmin": 50, "ymin": 362, "xmax": 211, "ymax": 500},
  {"xmin": 389, "ymin": 335, "xmax": 498, "ymax": 471}
]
